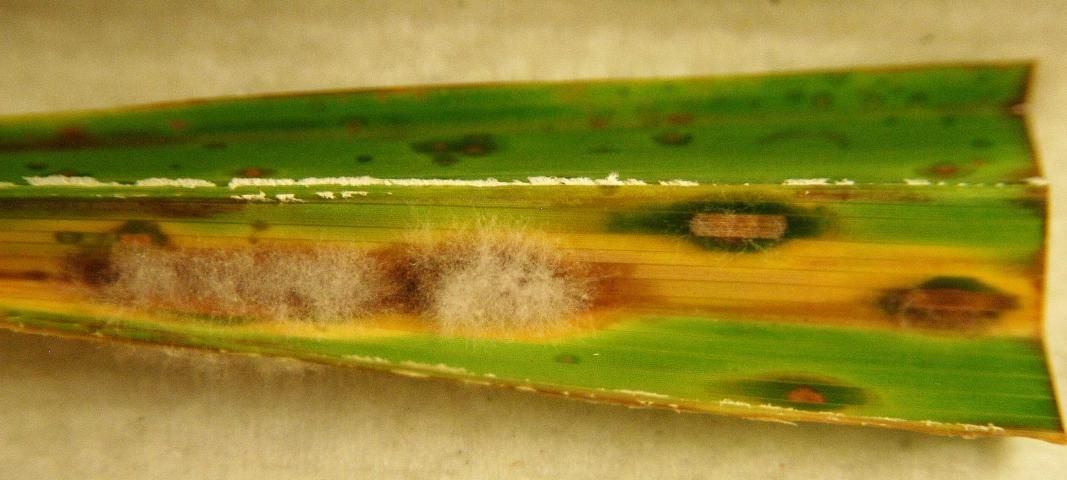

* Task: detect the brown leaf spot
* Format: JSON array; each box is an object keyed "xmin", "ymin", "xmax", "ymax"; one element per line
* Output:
[
  {"xmin": 653, "ymin": 131, "xmax": 693, "ymax": 146},
  {"xmin": 665, "ymin": 112, "xmax": 694, "ymax": 126}
]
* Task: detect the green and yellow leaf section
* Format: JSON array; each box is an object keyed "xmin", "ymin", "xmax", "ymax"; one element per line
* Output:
[
  {"xmin": 0, "ymin": 305, "xmax": 1062, "ymax": 443},
  {"xmin": 0, "ymin": 63, "xmax": 1035, "ymax": 186},
  {"xmin": 0, "ymin": 184, "xmax": 1046, "ymax": 254},
  {"xmin": 0, "ymin": 184, "xmax": 1047, "ymax": 335}
]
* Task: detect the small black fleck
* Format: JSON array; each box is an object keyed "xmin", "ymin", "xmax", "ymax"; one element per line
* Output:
[
  {"xmin": 250, "ymin": 220, "xmax": 270, "ymax": 232},
  {"xmin": 908, "ymin": 91, "xmax": 929, "ymax": 104},
  {"xmin": 357, "ymin": 154, "xmax": 373, "ymax": 163},
  {"xmin": 433, "ymin": 153, "xmax": 459, "ymax": 166},
  {"xmin": 25, "ymin": 162, "xmax": 47, "ymax": 171},
  {"xmin": 203, "ymin": 142, "xmax": 227, "ymax": 150},
  {"xmin": 653, "ymin": 131, "xmax": 693, "ymax": 146},
  {"xmin": 972, "ymin": 138, "xmax": 993, "ymax": 149}
]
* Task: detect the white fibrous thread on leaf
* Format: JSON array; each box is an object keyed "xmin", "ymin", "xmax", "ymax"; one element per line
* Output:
[
  {"xmin": 104, "ymin": 244, "xmax": 384, "ymax": 323},
  {"xmin": 410, "ymin": 229, "xmax": 594, "ymax": 335},
  {"xmin": 98, "ymin": 226, "xmax": 596, "ymax": 334}
]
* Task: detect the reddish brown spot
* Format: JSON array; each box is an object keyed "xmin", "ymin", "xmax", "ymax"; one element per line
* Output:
[
  {"xmin": 55, "ymin": 126, "xmax": 95, "ymax": 147},
  {"xmin": 929, "ymin": 163, "xmax": 960, "ymax": 177},
  {"xmin": 431, "ymin": 142, "xmax": 450, "ymax": 153},
  {"xmin": 168, "ymin": 119, "xmax": 189, "ymax": 131},
  {"xmin": 63, "ymin": 250, "xmax": 116, "ymax": 286},
  {"xmin": 787, "ymin": 386, "xmax": 826, "ymax": 404},
  {"xmin": 588, "ymin": 116, "xmax": 611, "ymax": 129},
  {"xmin": 554, "ymin": 354, "xmax": 580, "ymax": 364},
  {"xmin": 344, "ymin": 119, "xmax": 364, "ymax": 133},
  {"xmin": 462, "ymin": 143, "xmax": 485, "ymax": 155},
  {"xmin": 972, "ymin": 158, "xmax": 987, "ymax": 167},
  {"xmin": 665, "ymin": 112, "xmax": 694, "ymax": 125},
  {"xmin": 0, "ymin": 270, "xmax": 51, "ymax": 281},
  {"xmin": 239, "ymin": 167, "xmax": 266, "ymax": 178}
]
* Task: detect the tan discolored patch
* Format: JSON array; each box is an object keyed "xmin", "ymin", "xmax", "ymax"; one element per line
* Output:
[{"xmin": 688, "ymin": 213, "xmax": 788, "ymax": 240}]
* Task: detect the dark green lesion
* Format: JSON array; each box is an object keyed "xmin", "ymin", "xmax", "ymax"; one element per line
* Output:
[
  {"xmin": 716, "ymin": 374, "xmax": 869, "ymax": 412},
  {"xmin": 412, "ymin": 133, "xmax": 499, "ymax": 166},
  {"xmin": 114, "ymin": 220, "xmax": 170, "ymax": 246},
  {"xmin": 652, "ymin": 130, "xmax": 692, "ymax": 146},
  {"xmin": 609, "ymin": 200, "xmax": 828, "ymax": 252}
]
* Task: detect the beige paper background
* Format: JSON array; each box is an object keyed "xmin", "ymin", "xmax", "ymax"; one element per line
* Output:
[{"xmin": 1, "ymin": 1, "xmax": 1065, "ymax": 478}]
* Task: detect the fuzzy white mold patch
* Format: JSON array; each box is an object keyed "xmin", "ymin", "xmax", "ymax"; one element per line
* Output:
[
  {"xmin": 904, "ymin": 178, "xmax": 932, "ymax": 186},
  {"xmin": 341, "ymin": 190, "xmax": 369, "ymax": 198},
  {"xmin": 103, "ymin": 244, "xmax": 385, "ymax": 322},
  {"xmin": 409, "ymin": 229, "xmax": 594, "ymax": 334}
]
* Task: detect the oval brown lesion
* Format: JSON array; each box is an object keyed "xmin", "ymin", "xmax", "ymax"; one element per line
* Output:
[
  {"xmin": 608, "ymin": 200, "xmax": 829, "ymax": 252},
  {"xmin": 879, "ymin": 276, "xmax": 1018, "ymax": 329},
  {"xmin": 715, "ymin": 374, "xmax": 869, "ymax": 412}
]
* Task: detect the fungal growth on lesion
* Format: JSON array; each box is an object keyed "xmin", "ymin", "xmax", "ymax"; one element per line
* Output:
[
  {"xmin": 103, "ymin": 244, "xmax": 386, "ymax": 323},
  {"xmin": 404, "ymin": 229, "xmax": 595, "ymax": 334},
  {"xmin": 64, "ymin": 220, "xmax": 601, "ymax": 336}
]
